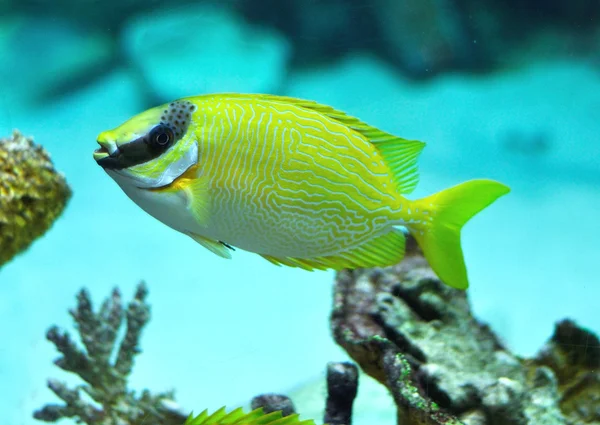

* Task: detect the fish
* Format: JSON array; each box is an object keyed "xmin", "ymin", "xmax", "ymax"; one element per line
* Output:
[
  {"xmin": 184, "ymin": 406, "xmax": 314, "ymax": 425},
  {"xmin": 93, "ymin": 93, "xmax": 509, "ymax": 290}
]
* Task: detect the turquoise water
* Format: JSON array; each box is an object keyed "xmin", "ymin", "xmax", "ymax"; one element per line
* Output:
[{"xmin": 1, "ymin": 3, "xmax": 599, "ymax": 424}]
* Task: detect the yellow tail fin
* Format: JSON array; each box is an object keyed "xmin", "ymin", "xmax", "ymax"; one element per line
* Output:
[{"xmin": 409, "ymin": 179, "xmax": 510, "ymax": 290}]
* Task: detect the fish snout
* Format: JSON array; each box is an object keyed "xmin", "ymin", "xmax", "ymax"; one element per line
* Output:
[{"xmin": 93, "ymin": 133, "xmax": 120, "ymax": 162}]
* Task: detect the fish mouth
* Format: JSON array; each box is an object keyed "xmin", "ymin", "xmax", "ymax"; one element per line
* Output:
[
  {"xmin": 93, "ymin": 139, "xmax": 121, "ymax": 163},
  {"xmin": 93, "ymin": 140, "xmax": 129, "ymax": 170},
  {"xmin": 93, "ymin": 145, "xmax": 109, "ymax": 161}
]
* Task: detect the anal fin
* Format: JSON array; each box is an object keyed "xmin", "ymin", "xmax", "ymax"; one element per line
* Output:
[{"xmin": 260, "ymin": 229, "xmax": 406, "ymax": 271}]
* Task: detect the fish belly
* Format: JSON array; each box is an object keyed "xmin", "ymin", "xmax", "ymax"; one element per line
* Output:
[{"xmin": 113, "ymin": 174, "xmax": 199, "ymax": 235}]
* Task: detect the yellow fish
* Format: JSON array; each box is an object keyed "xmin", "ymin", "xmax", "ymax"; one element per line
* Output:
[{"xmin": 93, "ymin": 93, "xmax": 509, "ymax": 289}]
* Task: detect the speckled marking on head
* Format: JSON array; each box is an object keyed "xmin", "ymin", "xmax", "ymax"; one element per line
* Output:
[{"xmin": 159, "ymin": 100, "xmax": 198, "ymax": 140}]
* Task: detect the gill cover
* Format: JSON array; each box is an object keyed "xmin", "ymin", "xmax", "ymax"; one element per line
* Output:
[{"xmin": 96, "ymin": 100, "xmax": 199, "ymax": 188}]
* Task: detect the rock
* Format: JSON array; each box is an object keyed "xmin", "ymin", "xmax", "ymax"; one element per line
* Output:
[
  {"xmin": 121, "ymin": 4, "xmax": 291, "ymax": 102},
  {"xmin": 482, "ymin": 378, "xmax": 527, "ymax": 425},
  {"xmin": 530, "ymin": 319, "xmax": 600, "ymax": 424},
  {"xmin": 289, "ymin": 370, "xmax": 397, "ymax": 425},
  {"xmin": 329, "ymin": 235, "xmax": 597, "ymax": 424}
]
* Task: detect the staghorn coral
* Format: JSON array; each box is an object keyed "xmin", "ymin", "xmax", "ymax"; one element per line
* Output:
[
  {"xmin": 331, "ymin": 235, "xmax": 600, "ymax": 424},
  {"xmin": 34, "ymin": 282, "xmax": 188, "ymax": 425},
  {"xmin": 34, "ymin": 282, "xmax": 358, "ymax": 425},
  {"xmin": 0, "ymin": 129, "xmax": 71, "ymax": 268}
]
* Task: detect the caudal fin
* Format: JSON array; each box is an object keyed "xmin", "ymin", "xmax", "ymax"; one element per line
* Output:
[{"xmin": 409, "ymin": 179, "xmax": 510, "ymax": 290}]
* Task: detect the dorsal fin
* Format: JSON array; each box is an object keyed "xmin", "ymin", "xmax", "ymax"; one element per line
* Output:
[
  {"xmin": 242, "ymin": 94, "xmax": 426, "ymax": 194},
  {"xmin": 369, "ymin": 137, "xmax": 425, "ymax": 194}
]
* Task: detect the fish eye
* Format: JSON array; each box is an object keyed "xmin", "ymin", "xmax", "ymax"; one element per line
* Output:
[{"xmin": 149, "ymin": 125, "xmax": 173, "ymax": 147}]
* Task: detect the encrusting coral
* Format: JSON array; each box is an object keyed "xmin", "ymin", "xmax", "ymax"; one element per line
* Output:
[
  {"xmin": 0, "ymin": 129, "xmax": 71, "ymax": 267},
  {"xmin": 34, "ymin": 238, "xmax": 599, "ymax": 425},
  {"xmin": 331, "ymin": 235, "xmax": 600, "ymax": 424}
]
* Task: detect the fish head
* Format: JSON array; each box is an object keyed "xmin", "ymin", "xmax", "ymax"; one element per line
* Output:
[{"xmin": 93, "ymin": 100, "xmax": 199, "ymax": 189}]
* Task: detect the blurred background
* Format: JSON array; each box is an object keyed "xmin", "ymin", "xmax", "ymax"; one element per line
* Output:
[{"xmin": 1, "ymin": 0, "xmax": 599, "ymax": 424}]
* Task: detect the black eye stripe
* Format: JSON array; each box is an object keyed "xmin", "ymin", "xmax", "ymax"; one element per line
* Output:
[
  {"xmin": 97, "ymin": 100, "xmax": 197, "ymax": 170},
  {"xmin": 98, "ymin": 125, "xmax": 175, "ymax": 170}
]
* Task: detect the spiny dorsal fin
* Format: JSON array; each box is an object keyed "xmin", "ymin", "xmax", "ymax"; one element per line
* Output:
[
  {"xmin": 249, "ymin": 94, "xmax": 426, "ymax": 194},
  {"xmin": 184, "ymin": 406, "xmax": 316, "ymax": 425}
]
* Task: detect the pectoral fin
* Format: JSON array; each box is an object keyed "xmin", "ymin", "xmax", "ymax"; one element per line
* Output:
[
  {"xmin": 186, "ymin": 232, "xmax": 234, "ymax": 259},
  {"xmin": 182, "ymin": 176, "xmax": 211, "ymax": 227}
]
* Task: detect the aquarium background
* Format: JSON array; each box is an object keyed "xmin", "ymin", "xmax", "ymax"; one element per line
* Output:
[{"xmin": 1, "ymin": 0, "xmax": 599, "ymax": 423}]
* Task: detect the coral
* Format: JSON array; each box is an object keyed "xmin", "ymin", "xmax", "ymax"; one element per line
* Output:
[
  {"xmin": 330, "ymin": 235, "xmax": 600, "ymax": 424},
  {"xmin": 35, "ymin": 240, "xmax": 599, "ymax": 425},
  {"xmin": 0, "ymin": 129, "xmax": 71, "ymax": 268},
  {"xmin": 34, "ymin": 282, "xmax": 188, "ymax": 425},
  {"xmin": 34, "ymin": 282, "xmax": 357, "ymax": 425}
]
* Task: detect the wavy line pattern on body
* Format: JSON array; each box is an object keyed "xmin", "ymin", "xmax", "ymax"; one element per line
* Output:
[{"xmin": 193, "ymin": 96, "xmax": 403, "ymax": 256}]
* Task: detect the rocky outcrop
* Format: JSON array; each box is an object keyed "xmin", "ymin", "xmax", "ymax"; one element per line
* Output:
[{"xmin": 331, "ymin": 236, "xmax": 600, "ymax": 424}]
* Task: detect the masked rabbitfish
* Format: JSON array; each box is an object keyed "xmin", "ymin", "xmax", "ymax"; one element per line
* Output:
[{"xmin": 93, "ymin": 93, "xmax": 509, "ymax": 290}]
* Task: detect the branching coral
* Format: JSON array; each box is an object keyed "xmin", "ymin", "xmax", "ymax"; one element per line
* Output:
[
  {"xmin": 331, "ymin": 235, "xmax": 600, "ymax": 425},
  {"xmin": 34, "ymin": 282, "xmax": 359, "ymax": 425},
  {"xmin": 0, "ymin": 129, "xmax": 71, "ymax": 267},
  {"xmin": 34, "ymin": 282, "xmax": 188, "ymax": 425}
]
